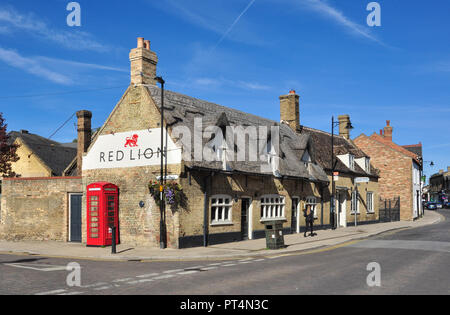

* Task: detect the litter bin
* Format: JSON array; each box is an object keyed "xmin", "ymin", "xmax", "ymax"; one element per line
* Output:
[{"xmin": 264, "ymin": 221, "xmax": 285, "ymax": 250}]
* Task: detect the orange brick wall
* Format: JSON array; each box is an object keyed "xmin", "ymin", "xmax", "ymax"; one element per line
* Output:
[{"xmin": 354, "ymin": 134, "xmax": 414, "ymax": 220}]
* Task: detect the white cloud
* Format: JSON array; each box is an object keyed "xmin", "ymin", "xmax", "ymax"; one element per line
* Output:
[
  {"xmin": 0, "ymin": 47, "xmax": 73, "ymax": 85},
  {"xmin": 192, "ymin": 76, "xmax": 271, "ymax": 91},
  {"xmin": 0, "ymin": 48, "xmax": 128, "ymax": 85},
  {"xmin": 295, "ymin": 0, "xmax": 385, "ymax": 46},
  {"xmin": 148, "ymin": 0, "xmax": 266, "ymax": 47},
  {"xmin": 0, "ymin": 6, "xmax": 109, "ymax": 52}
]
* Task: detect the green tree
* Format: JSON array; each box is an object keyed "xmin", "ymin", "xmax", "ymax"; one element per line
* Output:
[{"xmin": 0, "ymin": 112, "xmax": 20, "ymax": 177}]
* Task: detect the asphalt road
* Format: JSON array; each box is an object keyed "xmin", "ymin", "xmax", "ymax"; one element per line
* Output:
[{"xmin": 0, "ymin": 210, "xmax": 449, "ymax": 296}]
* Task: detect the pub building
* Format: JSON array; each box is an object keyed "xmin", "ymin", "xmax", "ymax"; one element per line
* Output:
[{"xmin": 0, "ymin": 37, "xmax": 379, "ymax": 248}]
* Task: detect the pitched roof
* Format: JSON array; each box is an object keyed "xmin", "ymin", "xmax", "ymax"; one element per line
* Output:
[
  {"xmin": 402, "ymin": 143, "xmax": 423, "ymax": 158},
  {"xmin": 370, "ymin": 133, "xmax": 421, "ymax": 164},
  {"xmin": 302, "ymin": 126, "xmax": 378, "ymax": 177},
  {"xmin": 146, "ymin": 85, "xmax": 329, "ymax": 183},
  {"xmin": 8, "ymin": 131, "xmax": 77, "ymax": 176}
]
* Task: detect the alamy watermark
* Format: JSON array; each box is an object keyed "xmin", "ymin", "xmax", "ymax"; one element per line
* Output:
[
  {"xmin": 66, "ymin": 2, "xmax": 81, "ymax": 27},
  {"xmin": 66, "ymin": 262, "xmax": 81, "ymax": 287},
  {"xmin": 366, "ymin": 262, "xmax": 381, "ymax": 287},
  {"xmin": 367, "ymin": 2, "xmax": 381, "ymax": 27}
]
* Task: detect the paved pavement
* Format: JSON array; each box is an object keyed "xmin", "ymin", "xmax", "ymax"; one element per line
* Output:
[
  {"xmin": 0, "ymin": 210, "xmax": 448, "ymax": 295},
  {"xmin": 0, "ymin": 211, "xmax": 442, "ymax": 261}
]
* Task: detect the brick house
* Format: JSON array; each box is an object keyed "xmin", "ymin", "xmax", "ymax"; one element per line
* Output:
[{"xmin": 354, "ymin": 121, "xmax": 423, "ymax": 220}]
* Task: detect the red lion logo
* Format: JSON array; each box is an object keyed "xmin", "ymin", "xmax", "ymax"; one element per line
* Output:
[{"xmin": 125, "ymin": 134, "xmax": 139, "ymax": 147}]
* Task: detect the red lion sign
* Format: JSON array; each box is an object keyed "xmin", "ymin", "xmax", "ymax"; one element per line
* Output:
[{"xmin": 124, "ymin": 134, "xmax": 139, "ymax": 147}]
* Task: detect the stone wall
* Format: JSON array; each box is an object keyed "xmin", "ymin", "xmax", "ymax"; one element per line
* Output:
[{"xmin": 0, "ymin": 177, "xmax": 82, "ymax": 241}]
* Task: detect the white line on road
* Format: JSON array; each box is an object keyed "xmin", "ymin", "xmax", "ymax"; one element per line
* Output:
[
  {"xmin": 127, "ymin": 278, "xmax": 155, "ymax": 285},
  {"xmin": 153, "ymin": 274, "xmax": 176, "ymax": 280},
  {"xmin": 163, "ymin": 269, "xmax": 184, "ymax": 274},
  {"xmin": 136, "ymin": 273, "xmax": 160, "ymax": 278},
  {"xmin": 200, "ymin": 266, "xmax": 218, "ymax": 271},
  {"xmin": 35, "ymin": 289, "xmax": 67, "ymax": 295},
  {"xmin": 112, "ymin": 278, "xmax": 135, "ymax": 283},
  {"xmin": 177, "ymin": 270, "xmax": 199, "ymax": 275},
  {"xmin": 80, "ymin": 282, "xmax": 109, "ymax": 288}
]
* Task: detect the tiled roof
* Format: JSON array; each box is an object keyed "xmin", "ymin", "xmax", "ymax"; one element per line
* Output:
[
  {"xmin": 8, "ymin": 131, "xmax": 77, "ymax": 176},
  {"xmin": 370, "ymin": 133, "xmax": 421, "ymax": 164},
  {"xmin": 146, "ymin": 85, "xmax": 329, "ymax": 182},
  {"xmin": 302, "ymin": 126, "xmax": 378, "ymax": 177}
]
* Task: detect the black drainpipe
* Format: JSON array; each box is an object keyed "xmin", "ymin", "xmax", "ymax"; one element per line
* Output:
[{"xmin": 203, "ymin": 172, "xmax": 211, "ymax": 247}]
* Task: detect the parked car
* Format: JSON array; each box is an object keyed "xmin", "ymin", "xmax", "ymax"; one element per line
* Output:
[
  {"xmin": 444, "ymin": 201, "xmax": 450, "ymax": 209},
  {"xmin": 436, "ymin": 202, "xmax": 443, "ymax": 209},
  {"xmin": 426, "ymin": 202, "xmax": 437, "ymax": 210}
]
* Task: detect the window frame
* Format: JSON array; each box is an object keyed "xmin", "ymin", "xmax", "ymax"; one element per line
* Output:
[
  {"xmin": 366, "ymin": 192, "xmax": 374, "ymax": 213},
  {"xmin": 210, "ymin": 195, "xmax": 233, "ymax": 225},
  {"xmin": 260, "ymin": 195, "xmax": 286, "ymax": 221}
]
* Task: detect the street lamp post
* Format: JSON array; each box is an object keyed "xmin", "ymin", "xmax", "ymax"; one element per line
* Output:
[
  {"xmin": 155, "ymin": 76, "xmax": 166, "ymax": 249},
  {"xmin": 330, "ymin": 116, "xmax": 353, "ymax": 230}
]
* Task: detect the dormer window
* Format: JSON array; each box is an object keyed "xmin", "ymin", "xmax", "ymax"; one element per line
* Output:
[
  {"xmin": 349, "ymin": 155, "xmax": 355, "ymax": 170},
  {"xmin": 302, "ymin": 150, "xmax": 311, "ymax": 163},
  {"xmin": 365, "ymin": 157, "xmax": 371, "ymax": 173}
]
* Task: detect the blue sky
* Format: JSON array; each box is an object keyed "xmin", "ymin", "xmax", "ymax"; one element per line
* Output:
[{"xmin": 0, "ymin": 0, "xmax": 449, "ymax": 181}]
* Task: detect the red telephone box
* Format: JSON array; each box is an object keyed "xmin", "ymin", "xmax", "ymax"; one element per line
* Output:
[{"xmin": 86, "ymin": 182, "xmax": 119, "ymax": 247}]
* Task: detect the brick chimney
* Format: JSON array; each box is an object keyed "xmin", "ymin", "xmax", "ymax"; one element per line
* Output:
[
  {"xmin": 129, "ymin": 37, "xmax": 158, "ymax": 86},
  {"xmin": 383, "ymin": 120, "xmax": 393, "ymax": 141},
  {"xmin": 279, "ymin": 90, "xmax": 300, "ymax": 132},
  {"xmin": 338, "ymin": 115, "xmax": 351, "ymax": 140},
  {"xmin": 76, "ymin": 110, "xmax": 92, "ymax": 176}
]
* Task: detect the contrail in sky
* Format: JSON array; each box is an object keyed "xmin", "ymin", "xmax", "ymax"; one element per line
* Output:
[{"xmin": 211, "ymin": 0, "xmax": 257, "ymax": 51}]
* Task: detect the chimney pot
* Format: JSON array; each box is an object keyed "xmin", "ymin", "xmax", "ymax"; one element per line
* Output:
[
  {"xmin": 383, "ymin": 120, "xmax": 393, "ymax": 141},
  {"xmin": 137, "ymin": 37, "xmax": 144, "ymax": 48},
  {"xmin": 130, "ymin": 36, "xmax": 158, "ymax": 85}
]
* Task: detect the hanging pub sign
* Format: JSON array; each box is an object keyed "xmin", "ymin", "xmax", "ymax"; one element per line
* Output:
[{"xmin": 82, "ymin": 129, "xmax": 181, "ymax": 171}]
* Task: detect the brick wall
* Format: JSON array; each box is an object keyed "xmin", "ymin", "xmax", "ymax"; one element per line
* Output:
[
  {"xmin": 354, "ymin": 134, "xmax": 414, "ymax": 220},
  {"xmin": 0, "ymin": 177, "xmax": 82, "ymax": 241}
]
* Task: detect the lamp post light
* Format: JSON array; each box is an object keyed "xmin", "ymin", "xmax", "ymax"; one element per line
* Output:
[
  {"xmin": 155, "ymin": 76, "xmax": 166, "ymax": 249},
  {"xmin": 330, "ymin": 116, "xmax": 353, "ymax": 230}
]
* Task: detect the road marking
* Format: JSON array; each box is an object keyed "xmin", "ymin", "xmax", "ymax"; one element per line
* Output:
[
  {"xmin": 58, "ymin": 291, "xmax": 84, "ymax": 295},
  {"xmin": 136, "ymin": 273, "xmax": 160, "ymax": 278},
  {"xmin": 349, "ymin": 240, "xmax": 450, "ymax": 253},
  {"xmin": 127, "ymin": 278, "xmax": 155, "ymax": 284},
  {"xmin": 93, "ymin": 285, "xmax": 114, "ymax": 291},
  {"xmin": 208, "ymin": 263, "xmax": 223, "ymax": 266},
  {"xmin": 153, "ymin": 274, "xmax": 176, "ymax": 280},
  {"xmin": 238, "ymin": 261, "xmax": 253, "ymax": 264},
  {"xmin": 177, "ymin": 270, "xmax": 199, "ymax": 275},
  {"xmin": 112, "ymin": 278, "xmax": 134, "ymax": 283},
  {"xmin": 222, "ymin": 263, "xmax": 237, "ymax": 267},
  {"xmin": 80, "ymin": 282, "xmax": 109, "ymax": 288},
  {"xmin": 163, "ymin": 269, "xmax": 184, "ymax": 274},
  {"xmin": 4, "ymin": 263, "xmax": 68, "ymax": 272},
  {"xmin": 35, "ymin": 289, "xmax": 67, "ymax": 295},
  {"xmin": 253, "ymin": 259, "xmax": 265, "ymax": 262},
  {"xmin": 200, "ymin": 266, "xmax": 218, "ymax": 271}
]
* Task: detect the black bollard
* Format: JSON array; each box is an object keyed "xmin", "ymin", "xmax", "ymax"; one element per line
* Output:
[{"xmin": 111, "ymin": 226, "xmax": 117, "ymax": 254}]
